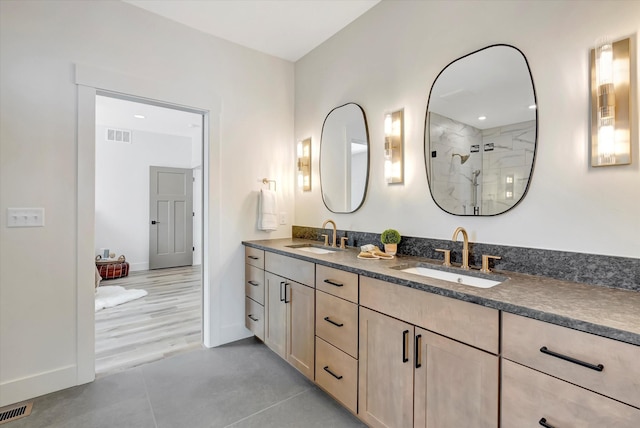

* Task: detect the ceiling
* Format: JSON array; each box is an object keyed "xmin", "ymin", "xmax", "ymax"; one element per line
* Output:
[
  {"xmin": 122, "ymin": 0, "xmax": 381, "ymax": 62},
  {"xmin": 96, "ymin": 95, "xmax": 203, "ymax": 139}
]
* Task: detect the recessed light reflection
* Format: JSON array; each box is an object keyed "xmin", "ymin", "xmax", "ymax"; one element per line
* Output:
[
  {"xmin": 478, "ymin": 116, "xmax": 486, "ymax": 121},
  {"xmin": 133, "ymin": 114, "xmax": 145, "ymax": 119},
  {"xmin": 528, "ymin": 104, "xmax": 537, "ymax": 110}
]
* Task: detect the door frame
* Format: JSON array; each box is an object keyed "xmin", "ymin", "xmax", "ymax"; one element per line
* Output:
[{"xmin": 76, "ymin": 63, "xmax": 222, "ymax": 385}]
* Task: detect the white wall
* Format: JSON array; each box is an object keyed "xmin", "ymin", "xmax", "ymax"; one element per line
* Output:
[
  {"xmin": 295, "ymin": 0, "xmax": 640, "ymax": 258},
  {"xmin": 95, "ymin": 126, "xmax": 193, "ymax": 271},
  {"xmin": 0, "ymin": 0, "xmax": 294, "ymax": 406}
]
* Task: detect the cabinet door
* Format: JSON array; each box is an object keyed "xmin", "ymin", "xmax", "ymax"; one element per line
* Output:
[
  {"xmin": 265, "ymin": 272, "xmax": 286, "ymax": 358},
  {"xmin": 286, "ymin": 280, "xmax": 315, "ymax": 380},
  {"xmin": 414, "ymin": 328, "xmax": 498, "ymax": 428},
  {"xmin": 359, "ymin": 307, "xmax": 414, "ymax": 428}
]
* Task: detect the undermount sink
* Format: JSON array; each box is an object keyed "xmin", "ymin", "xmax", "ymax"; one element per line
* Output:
[
  {"xmin": 286, "ymin": 244, "xmax": 338, "ymax": 255},
  {"xmin": 394, "ymin": 264, "xmax": 506, "ymax": 288}
]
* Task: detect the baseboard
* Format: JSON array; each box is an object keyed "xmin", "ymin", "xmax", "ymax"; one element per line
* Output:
[
  {"xmin": 209, "ymin": 323, "xmax": 252, "ymax": 348},
  {"xmin": 129, "ymin": 262, "xmax": 149, "ymax": 272},
  {"xmin": 0, "ymin": 365, "xmax": 79, "ymax": 407}
]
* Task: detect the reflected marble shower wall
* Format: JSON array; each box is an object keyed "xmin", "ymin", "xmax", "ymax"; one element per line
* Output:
[
  {"xmin": 481, "ymin": 121, "xmax": 536, "ymax": 214},
  {"xmin": 429, "ymin": 112, "xmax": 483, "ymax": 214},
  {"xmin": 429, "ymin": 112, "xmax": 535, "ymax": 215}
]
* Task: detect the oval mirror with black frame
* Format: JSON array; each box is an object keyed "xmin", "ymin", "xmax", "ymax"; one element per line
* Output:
[
  {"xmin": 320, "ymin": 103, "xmax": 370, "ymax": 213},
  {"xmin": 425, "ymin": 44, "xmax": 537, "ymax": 216}
]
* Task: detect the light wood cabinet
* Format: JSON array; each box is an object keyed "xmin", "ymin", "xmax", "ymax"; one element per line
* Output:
[
  {"xmin": 245, "ymin": 297, "xmax": 264, "ymax": 341},
  {"xmin": 316, "ymin": 264, "xmax": 358, "ymax": 303},
  {"xmin": 359, "ymin": 285, "xmax": 499, "ymax": 428},
  {"xmin": 502, "ymin": 312, "xmax": 640, "ymax": 408},
  {"xmin": 315, "ymin": 337, "xmax": 358, "ymax": 414},
  {"xmin": 360, "ymin": 276, "xmax": 499, "ymax": 353},
  {"xmin": 244, "ymin": 247, "xmax": 265, "ymax": 339},
  {"xmin": 286, "ymin": 280, "xmax": 315, "ymax": 380},
  {"xmin": 315, "ymin": 290, "xmax": 358, "ymax": 358},
  {"xmin": 359, "ymin": 307, "xmax": 414, "ymax": 428},
  {"xmin": 502, "ymin": 359, "xmax": 640, "ymax": 428},
  {"xmin": 414, "ymin": 328, "xmax": 498, "ymax": 428},
  {"xmin": 264, "ymin": 271, "xmax": 314, "ymax": 380},
  {"xmin": 265, "ymin": 251, "xmax": 314, "ymax": 287}
]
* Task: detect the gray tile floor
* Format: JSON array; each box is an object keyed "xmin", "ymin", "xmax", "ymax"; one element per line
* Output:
[{"xmin": 8, "ymin": 338, "xmax": 365, "ymax": 428}]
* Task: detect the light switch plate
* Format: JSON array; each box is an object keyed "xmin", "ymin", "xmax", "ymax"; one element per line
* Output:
[
  {"xmin": 7, "ymin": 208, "xmax": 45, "ymax": 227},
  {"xmin": 279, "ymin": 211, "xmax": 288, "ymax": 225}
]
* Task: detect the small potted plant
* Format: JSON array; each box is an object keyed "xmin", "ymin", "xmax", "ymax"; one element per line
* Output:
[{"xmin": 380, "ymin": 229, "xmax": 401, "ymax": 255}]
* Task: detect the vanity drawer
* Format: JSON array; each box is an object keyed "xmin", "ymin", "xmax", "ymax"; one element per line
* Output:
[
  {"xmin": 316, "ymin": 265, "xmax": 358, "ymax": 303},
  {"xmin": 245, "ymin": 297, "xmax": 264, "ymax": 341},
  {"xmin": 316, "ymin": 290, "xmax": 358, "ymax": 358},
  {"xmin": 502, "ymin": 312, "xmax": 640, "ymax": 408},
  {"xmin": 245, "ymin": 247, "xmax": 264, "ymax": 269},
  {"xmin": 265, "ymin": 252, "xmax": 314, "ymax": 287},
  {"xmin": 502, "ymin": 359, "xmax": 640, "ymax": 428},
  {"xmin": 360, "ymin": 276, "xmax": 499, "ymax": 354},
  {"xmin": 315, "ymin": 337, "xmax": 358, "ymax": 414},
  {"xmin": 245, "ymin": 264, "xmax": 265, "ymax": 305}
]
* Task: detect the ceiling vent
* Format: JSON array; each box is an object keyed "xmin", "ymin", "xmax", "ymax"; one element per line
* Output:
[{"xmin": 105, "ymin": 128, "xmax": 132, "ymax": 143}]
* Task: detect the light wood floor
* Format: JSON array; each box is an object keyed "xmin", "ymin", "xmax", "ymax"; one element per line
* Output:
[{"xmin": 95, "ymin": 265, "xmax": 202, "ymax": 376}]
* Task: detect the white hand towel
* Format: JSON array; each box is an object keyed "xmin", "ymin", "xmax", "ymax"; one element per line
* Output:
[{"xmin": 259, "ymin": 189, "xmax": 278, "ymax": 231}]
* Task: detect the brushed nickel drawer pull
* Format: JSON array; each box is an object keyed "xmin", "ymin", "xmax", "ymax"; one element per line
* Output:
[
  {"xmin": 539, "ymin": 346, "xmax": 604, "ymax": 372},
  {"xmin": 247, "ymin": 314, "xmax": 259, "ymax": 322},
  {"xmin": 323, "ymin": 366, "xmax": 343, "ymax": 380},
  {"xmin": 248, "ymin": 280, "xmax": 259, "ymax": 286},
  {"xmin": 323, "ymin": 279, "xmax": 344, "ymax": 287},
  {"xmin": 279, "ymin": 281, "xmax": 285, "ymax": 302},
  {"xmin": 539, "ymin": 417, "xmax": 555, "ymax": 428},
  {"xmin": 248, "ymin": 256, "xmax": 259, "ymax": 260},
  {"xmin": 324, "ymin": 316, "xmax": 344, "ymax": 327}
]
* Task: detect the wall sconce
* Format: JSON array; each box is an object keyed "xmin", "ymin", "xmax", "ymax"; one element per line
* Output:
[
  {"xmin": 297, "ymin": 137, "xmax": 311, "ymax": 191},
  {"xmin": 590, "ymin": 37, "xmax": 631, "ymax": 167},
  {"xmin": 384, "ymin": 109, "xmax": 404, "ymax": 184}
]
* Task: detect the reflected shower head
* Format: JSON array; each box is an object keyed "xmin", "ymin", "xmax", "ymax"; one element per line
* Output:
[{"xmin": 452, "ymin": 153, "xmax": 470, "ymax": 164}]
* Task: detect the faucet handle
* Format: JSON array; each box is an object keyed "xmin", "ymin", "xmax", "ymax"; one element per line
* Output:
[
  {"xmin": 321, "ymin": 234, "xmax": 329, "ymax": 246},
  {"xmin": 435, "ymin": 248, "xmax": 452, "ymax": 267},
  {"xmin": 340, "ymin": 237, "xmax": 348, "ymax": 249},
  {"xmin": 481, "ymin": 255, "xmax": 501, "ymax": 273}
]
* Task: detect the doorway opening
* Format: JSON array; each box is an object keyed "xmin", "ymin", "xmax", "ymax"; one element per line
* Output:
[{"xmin": 93, "ymin": 94, "xmax": 204, "ymax": 375}]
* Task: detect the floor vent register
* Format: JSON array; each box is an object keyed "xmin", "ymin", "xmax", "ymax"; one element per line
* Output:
[{"xmin": 0, "ymin": 401, "xmax": 33, "ymax": 425}]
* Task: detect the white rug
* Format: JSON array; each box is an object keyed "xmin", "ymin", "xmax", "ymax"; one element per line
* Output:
[{"xmin": 95, "ymin": 285, "xmax": 148, "ymax": 312}]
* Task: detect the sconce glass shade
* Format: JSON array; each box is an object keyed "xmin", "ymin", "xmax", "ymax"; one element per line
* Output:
[
  {"xmin": 384, "ymin": 110, "xmax": 404, "ymax": 184},
  {"xmin": 590, "ymin": 37, "xmax": 631, "ymax": 167},
  {"xmin": 297, "ymin": 138, "xmax": 311, "ymax": 191}
]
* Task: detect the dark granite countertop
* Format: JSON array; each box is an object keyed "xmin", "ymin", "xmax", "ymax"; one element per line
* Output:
[{"xmin": 243, "ymin": 238, "xmax": 640, "ymax": 347}]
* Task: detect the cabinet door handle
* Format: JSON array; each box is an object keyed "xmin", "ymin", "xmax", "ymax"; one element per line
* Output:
[
  {"xmin": 539, "ymin": 418, "xmax": 556, "ymax": 428},
  {"xmin": 247, "ymin": 314, "xmax": 258, "ymax": 322},
  {"xmin": 324, "ymin": 316, "xmax": 344, "ymax": 327},
  {"xmin": 539, "ymin": 347, "xmax": 604, "ymax": 372},
  {"xmin": 248, "ymin": 256, "xmax": 259, "ymax": 260},
  {"xmin": 323, "ymin": 279, "xmax": 344, "ymax": 287},
  {"xmin": 402, "ymin": 330, "xmax": 410, "ymax": 363},
  {"xmin": 415, "ymin": 334, "xmax": 422, "ymax": 368},
  {"xmin": 323, "ymin": 366, "xmax": 343, "ymax": 380},
  {"xmin": 284, "ymin": 282, "xmax": 290, "ymax": 303},
  {"xmin": 279, "ymin": 281, "xmax": 285, "ymax": 302},
  {"xmin": 248, "ymin": 280, "xmax": 259, "ymax": 286}
]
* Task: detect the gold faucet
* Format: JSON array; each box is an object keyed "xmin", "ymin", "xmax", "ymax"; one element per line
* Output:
[
  {"xmin": 322, "ymin": 219, "xmax": 338, "ymax": 247},
  {"xmin": 452, "ymin": 227, "xmax": 470, "ymax": 270}
]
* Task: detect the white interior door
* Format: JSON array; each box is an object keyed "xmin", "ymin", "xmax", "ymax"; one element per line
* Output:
[{"xmin": 149, "ymin": 166, "xmax": 193, "ymax": 269}]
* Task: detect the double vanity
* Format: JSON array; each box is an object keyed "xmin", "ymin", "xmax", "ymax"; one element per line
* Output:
[{"xmin": 243, "ymin": 236, "xmax": 640, "ymax": 427}]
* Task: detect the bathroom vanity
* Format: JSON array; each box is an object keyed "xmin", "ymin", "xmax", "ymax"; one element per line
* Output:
[{"xmin": 243, "ymin": 238, "xmax": 640, "ymax": 427}]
